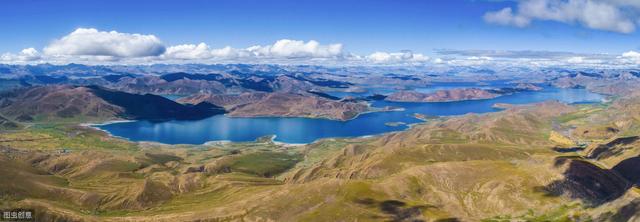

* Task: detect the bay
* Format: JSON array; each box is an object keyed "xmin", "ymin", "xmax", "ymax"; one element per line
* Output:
[{"xmin": 97, "ymin": 86, "xmax": 604, "ymax": 144}]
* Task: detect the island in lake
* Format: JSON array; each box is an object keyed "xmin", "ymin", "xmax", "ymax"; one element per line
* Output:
[
  {"xmin": 0, "ymin": 17, "xmax": 638, "ymax": 221},
  {"xmin": 179, "ymin": 92, "xmax": 374, "ymax": 121},
  {"xmin": 1, "ymin": 62, "xmax": 637, "ymax": 222}
]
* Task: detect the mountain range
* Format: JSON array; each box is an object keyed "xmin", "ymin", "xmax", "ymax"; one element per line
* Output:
[{"xmin": 0, "ymin": 64, "xmax": 639, "ymax": 221}]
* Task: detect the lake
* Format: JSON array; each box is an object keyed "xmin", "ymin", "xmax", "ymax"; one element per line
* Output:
[{"xmin": 97, "ymin": 85, "xmax": 604, "ymax": 144}]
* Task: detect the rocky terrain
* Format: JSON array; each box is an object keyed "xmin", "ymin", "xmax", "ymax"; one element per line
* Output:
[
  {"xmin": 386, "ymin": 88, "xmax": 501, "ymax": 102},
  {"xmin": 178, "ymin": 92, "xmax": 270, "ymax": 108},
  {"xmin": 550, "ymin": 70, "xmax": 640, "ymax": 95},
  {"xmin": 0, "ymin": 85, "xmax": 124, "ymax": 121},
  {"xmin": 0, "ymin": 85, "xmax": 225, "ymax": 122},
  {"xmin": 180, "ymin": 92, "xmax": 371, "ymax": 121},
  {"xmin": 385, "ymin": 83, "xmax": 545, "ymax": 103},
  {"xmin": 515, "ymin": 82, "xmax": 543, "ymax": 91},
  {"xmin": 0, "ymin": 88, "xmax": 639, "ymax": 221},
  {"xmin": 0, "ymin": 114, "xmax": 20, "ymax": 130},
  {"xmin": 1, "ymin": 64, "xmax": 640, "ymax": 221},
  {"xmin": 1, "ymin": 64, "xmax": 365, "ymax": 96}
]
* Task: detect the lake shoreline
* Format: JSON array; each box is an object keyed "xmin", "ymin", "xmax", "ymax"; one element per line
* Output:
[{"xmin": 92, "ymin": 87, "xmax": 605, "ymax": 145}]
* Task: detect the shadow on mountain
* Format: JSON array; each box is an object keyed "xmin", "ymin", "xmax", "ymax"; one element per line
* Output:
[
  {"xmin": 587, "ymin": 136, "xmax": 639, "ymax": 159},
  {"xmin": 0, "ymin": 114, "xmax": 21, "ymax": 130},
  {"xmin": 552, "ymin": 146, "xmax": 585, "ymax": 153},
  {"xmin": 594, "ymin": 200, "xmax": 640, "ymax": 221},
  {"xmin": 354, "ymin": 198, "xmax": 437, "ymax": 222},
  {"xmin": 160, "ymin": 72, "xmax": 224, "ymax": 82},
  {"xmin": 237, "ymin": 77, "xmax": 274, "ymax": 92},
  {"xmin": 612, "ymin": 157, "xmax": 640, "ymax": 186},
  {"xmin": 288, "ymin": 75, "xmax": 353, "ymax": 88},
  {"xmin": 103, "ymin": 74, "xmax": 135, "ymax": 83},
  {"xmin": 88, "ymin": 85, "xmax": 226, "ymax": 121},
  {"xmin": 538, "ymin": 156, "xmax": 640, "ymax": 206},
  {"xmin": 306, "ymin": 90, "xmax": 341, "ymax": 100}
]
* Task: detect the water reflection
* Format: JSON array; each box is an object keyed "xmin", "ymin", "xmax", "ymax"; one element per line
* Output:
[{"xmin": 98, "ymin": 87, "xmax": 604, "ymax": 144}]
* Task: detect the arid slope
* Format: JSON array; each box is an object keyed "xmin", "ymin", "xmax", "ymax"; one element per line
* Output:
[
  {"xmin": 180, "ymin": 92, "xmax": 370, "ymax": 121},
  {"xmin": 1, "ymin": 95, "xmax": 640, "ymax": 221}
]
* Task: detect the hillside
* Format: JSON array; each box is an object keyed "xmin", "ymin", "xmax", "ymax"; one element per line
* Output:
[
  {"xmin": 1, "ymin": 93, "xmax": 639, "ymax": 221},
  {"xmin": 180, "ymin": 92, "xmax": 370, "ymax": 121},
  {"xmin": 0, "ymin": 115, "xmax": 20, "ymax": 130},
  {"xmin": 286, "ymin": 101, "xmax": 574, "ymax": 182},
  {"xmin": 178, "ymin": 92, "xmax": 270, "ymax": 108},
  {"xmin": 0, "ymin": 85, "xmax": 124, "ymax": 121},
  {"xmin": 0, "ymin": 85, "xmax": 225, "ymax": 122},
  {"xmin": 87, "ymin": 85, "xmax": 225, "ymax": 120},
  {"xmin": 386, "ymin": 84, "xmax": 544, "ymax": 103},
  {"xmin": 386, "ymin": 88, "xmax": 501, "ymax": 102}
]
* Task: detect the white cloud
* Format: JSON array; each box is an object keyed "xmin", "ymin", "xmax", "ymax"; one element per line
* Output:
[
  {"xmin": 484, "ymin": 0, "xmax": 637, "ymax": 33},
  {"xmin": 43, "ymin": 28, "xmax": 166, "ymax": 57},
  {"xmin": 366, "ymin": 51, "xmax": 429, "ymax": 64},
  {"xmin": 162, "ymin": 39, "xmax": 343, "ymax": 62},
  {"xmin": 247, "ymin": 39, "xmax": 343, "ymax": 58},
  {"xmin": 483, "ymin": 8, "xmax": 530, "ymax": 27},
  {"xmin": 19, "ymin": 48, "xmax": 40, "ymax": 60},
  {"xmin": 211, "ymin": 46, "xmax": 251, "ymax": 58},
  {"xmin": 1, "ymin": 35, "xmax": 348, "ymax": 64},
  {"xmin": 436, "ymin": 49, "xmax": 602, "ymax": 59},
  {"xmin": 566, "ymin": 56, "xmax": 604, "ymax": 64},
  {"xmin": 622, "ymin": 50, "xmax": 640, "ymax": 58},
  {"xmin": 601, "ymin": 0, "xmax": 640, "ymax": 9},
  {"xmin": 0, "ymin": 48, "xmax": 41, "ymax": 62},
  {"xmin": 619, "ymin": 50, "xmax": 640, "ymax": 64},
  {"xmin": 163, "ymin": 43, "xmax": 213, "ymax": 60},
  {"xmin": 435, "ymin": 49, "xmax": 640, "ymax": 67},
  {"xmin": 567, "ymin": 56, "xmax": 585, "ymax": 63},
  {"xmin": 467, "ymin": 56, "xmax": 493, "ymax": 61},
  {"xmin": 4, "ymin": 27, "xmax": 640, "ymax": 68},
  {"xmin": 445, "ymin": 56, "xmax": 496, "ymax": 66}
]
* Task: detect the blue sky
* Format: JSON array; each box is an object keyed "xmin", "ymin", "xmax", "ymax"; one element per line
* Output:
[{"xmin": 1, "ymin": 0, "xmax": 640, "ymax": 65}]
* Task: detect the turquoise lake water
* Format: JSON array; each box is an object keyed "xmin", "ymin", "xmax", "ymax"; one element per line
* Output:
[{"xmin": 97, "ymin": 84, "xmax": 604, "ymax": 144}]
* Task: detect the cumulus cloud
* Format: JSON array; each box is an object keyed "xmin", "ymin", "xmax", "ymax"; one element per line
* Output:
[
  {"xmin": 433, "ymin": 48, "xmax": 639, "ymax": 67},
  {"xmin": 247, "ymin": 39, "xmax": 343, "ymax": 58},
  {"xmin": 619, "ymin": 50, "xmax": 640, "ymax": 64},
  {"xmin": 365, "ymin": 50, "xmax": 429, "ymax": 64},
  {"xmin": 5, "ymin": 27, "xmax": 640, "ymax": 67},
  {"xmin": 436, "ymin": 49, "xmax": 612, "ymax": 60},
  {"xmin": 484, "ymin": 0, "xmax": 638, "ymax": 33},
  {"xmin": 162, "ymin": 39, "xmax": 343, "ymax": 62},
  {"xmin": 43, "ymin": 28, "xmax": 166, "ymax": 57},
  {"xmin": 163, "ymin": 43, "xmax": 214, "ymax": 60},
  {"xmin": 19, "ymin": 48, "xmax": 40, "ymax": 60},
  {"xmin": 421, "ymin": 49, "xmax": 638, "ymax": 67},
  {"xmin": 483, "ymin": 8, "xmax": 530, "ymax": 27},
  {"xmin": 567, "ymin": 56, "xmax": 586, "ymax": 63},
  {"xmin": 211, "ymin": 46, "xmax": 251, "ymax": 58},
  {"xmin": 0, "ymin": 48, "xmax": 41, "ymax": 62},
  {"xmin": 432, "ymin": 56, "xmax": 498, "ymax": 66},
  {"xmin": 622, "ymin": 50, "xmax": 640, "ymax": 58}
]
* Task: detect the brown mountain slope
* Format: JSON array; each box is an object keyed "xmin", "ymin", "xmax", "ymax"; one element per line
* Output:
[
  {"xmin": 107, "ymin": 75, "xmax": 230, "ymax": 95},
  {"xmin": 285, "ymin": 101, "xmax": 575, "ymax": 182},
  {"xmin": 0, "ymin": 85, "xmax": 123, "ymax": 121},
  {"xmin": 2, "ymin": 96, "xmax": 640, "ymax": 221},
  {"xmin": 180, "ymin": 92, "xmax": 370, "ymax": 121},
  {"xmin": 0, "ymin": 115, "xmax": 21, "ymax": 130},
  {"xmin": 0, "ymin": 85, "xmax": 225, "ymax": 122},
  {"xmin": 178, "ymin": 92, "xmax": 269, "ymax": 109},
  {"xmin": 386, "ymin": 88, "xmax": 500, "ymax": 102}
]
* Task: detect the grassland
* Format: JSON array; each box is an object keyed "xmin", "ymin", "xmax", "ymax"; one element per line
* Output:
[{"xmin": 1, "ymin": 99, "xmax": 639, "ymax": 221}]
